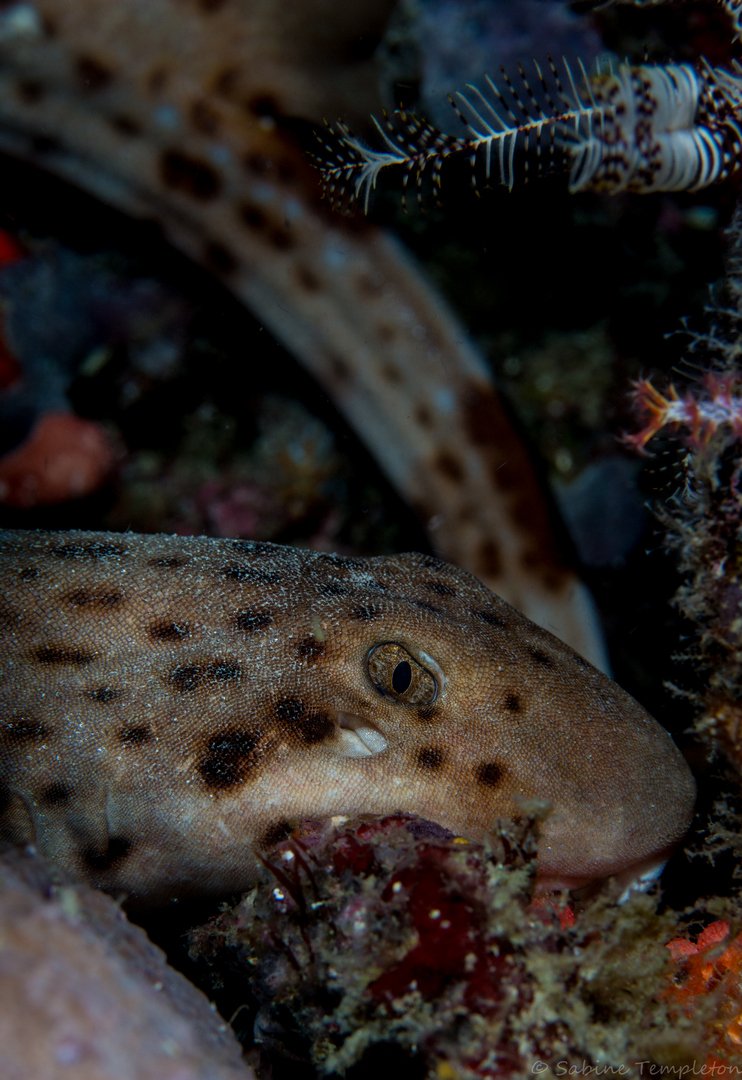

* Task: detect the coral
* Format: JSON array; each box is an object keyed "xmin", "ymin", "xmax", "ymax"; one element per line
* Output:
[
  {"xmin": 666, "ymin": 920, "xmax": 742, "ymax": 1065},
  {"xmin": 0, "ymin": 410, "xmax": 116, "ymax": 507},
  {"xmin": 189, "ymin": 814, "xmax": 712, "ymax": 1078}
]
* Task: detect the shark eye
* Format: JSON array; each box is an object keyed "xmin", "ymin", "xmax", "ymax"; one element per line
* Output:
[{"xmin": 367, "ymin": 642, "xmax": 438, "ymax": 705}]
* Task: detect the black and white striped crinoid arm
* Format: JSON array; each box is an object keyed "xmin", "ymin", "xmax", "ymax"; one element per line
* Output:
[
  {"xmin": 568, "ymin": 60, "xmax": 742, "ymax": 193},
  {"xmin": 319, "ymin": 57, "xmax": 593, "ymax": 210},
  {"xmin": 318, "ymin": 56, "xmax": 742, "ymax": 212}
]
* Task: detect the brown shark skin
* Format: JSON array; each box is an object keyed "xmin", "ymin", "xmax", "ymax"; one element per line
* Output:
[{"xmin": 0, "ymin": 530, "xmax": 695, "ymax": 904}]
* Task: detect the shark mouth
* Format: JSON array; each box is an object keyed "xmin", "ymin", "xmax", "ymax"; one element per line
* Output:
[{"xmin": 335, "ymin": 712, "xmax": 389, "ymax": 758}]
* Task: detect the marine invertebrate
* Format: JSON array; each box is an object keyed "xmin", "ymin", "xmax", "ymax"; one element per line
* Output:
[
  {"xmin": 666, "ymin": 919, "xmax": 742, "ymax": 1065},
  {"xmin": 0, "ymin": 528, "xmax": 694, "ymax": 903},
  {"xmin": 320, "ymin": 56, "xmax": 742, "ymax": 210},
  {"xmin": 625, "ymin": 372, "xmax": 742, "ymax": 453}
]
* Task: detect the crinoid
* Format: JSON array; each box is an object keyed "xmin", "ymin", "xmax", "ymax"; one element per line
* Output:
[
  {"xmin": 319, "ymin": 29, "xmax": 742, "ymax": 210},
  {"xmin": 320, "ymin": 56, "xmax": 593, "ymax": 210}
]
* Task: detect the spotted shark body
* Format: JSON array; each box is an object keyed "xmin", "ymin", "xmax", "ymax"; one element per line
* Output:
[
  {"xmin": 0, "ymin": 0, "xmax": 607, "ymax": 666},
  {"xmin": 0, "ymin": 530, "xmax": 695, "ymax": 904}
]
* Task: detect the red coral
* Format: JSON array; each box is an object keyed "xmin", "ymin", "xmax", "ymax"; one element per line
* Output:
[{"xmin": 666, "ymin": 920, "xmax": 742, "ymax": 1063}]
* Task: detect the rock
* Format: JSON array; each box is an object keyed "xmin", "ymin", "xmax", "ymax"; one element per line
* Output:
[{"xmin": 0, "ymin": 847, "xmax": 254, "ymax": 1080}]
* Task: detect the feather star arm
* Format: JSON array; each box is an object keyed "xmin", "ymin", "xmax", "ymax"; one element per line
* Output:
[{"xmin": 320, "ymin": 56, "xmax": 742, "ymax": 211}]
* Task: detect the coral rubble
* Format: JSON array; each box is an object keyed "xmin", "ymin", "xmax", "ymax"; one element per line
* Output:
[{"xmin": 189, "ymin": 814, "xmax": 729, "ymax": 1078}]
